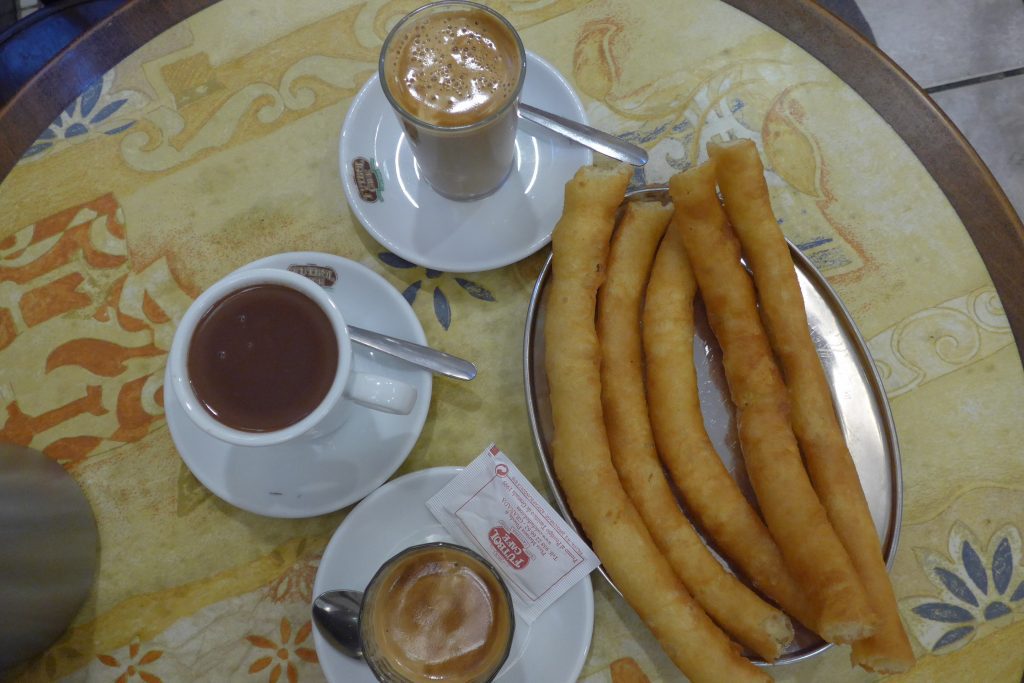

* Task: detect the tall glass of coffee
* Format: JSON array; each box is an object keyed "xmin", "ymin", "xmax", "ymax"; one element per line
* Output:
[{"xmin": 380, "ymin": 1, "xmax": 526, "ymax": 201}]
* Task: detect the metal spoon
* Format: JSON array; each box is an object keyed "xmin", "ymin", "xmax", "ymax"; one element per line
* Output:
[
  {"xmin": 290, "ymin": 267, "xmax": 477, "ymax": 381},
  {"xmin": 313, "ymin": 590, "xmax": 365, "ymax": 659},
  {"xmin": 348, "ymin": 325, "xmax": 477, "ymax": 381},
  {"xmin": 518, "ymin": 102, "xmax": 648, "ymax": 167}
]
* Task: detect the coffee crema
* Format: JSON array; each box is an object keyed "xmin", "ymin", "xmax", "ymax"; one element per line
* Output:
[
  {"xmin": 187, "ymin": 283, "xmax": 338, "ymax": 432},
  {"xmin": 365, "ymin": 545, "xmax": 513, "ymax": 683},
  {"xmin": 383, "ymin": 8, "xmax": 522, "ymax": 128}
]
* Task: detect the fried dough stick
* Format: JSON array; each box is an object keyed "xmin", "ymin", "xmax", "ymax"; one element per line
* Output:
[
  {"xmin": 710, "ymin": 139, "xmax": 914, "ymax": 672},
  {"xmin": 546, "ymin": 164, "xmax": 768, "ymax": 683},
  {"xmin": 643, "ymin": 224, "xmax": 818, "ymax": 634},
  {"xmin": 669, "ymin": 162, "xmax": 876, "ymax": 645},
  {"xmin": 599, "ymin": 200, "xmax": 793, "ymax": 661}
]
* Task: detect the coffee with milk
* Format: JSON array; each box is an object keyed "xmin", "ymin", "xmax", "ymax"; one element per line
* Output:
[
  {"xmin": 384, "ymin": 8, "xmax": 521, "ymax": 128},
  {"xmin": 360, "ymin": 543, "xmax": 514, "ymax": 683},
  {"xmin": 380, "ymin": 2, "xmax": 525, "ymax": 200}
]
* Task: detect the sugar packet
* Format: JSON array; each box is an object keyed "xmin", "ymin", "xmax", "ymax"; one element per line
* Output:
[{"xmin": 426, "ymin": 444, "xmax": 600, "ymax": 623}]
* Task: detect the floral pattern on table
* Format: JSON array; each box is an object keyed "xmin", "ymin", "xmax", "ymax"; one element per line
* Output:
[
  {"xmin": 22, "ymin": 71, "xmax": 146, "ymax": 162},
  {"xmin": 97, "ymin": 637, "xmax": 165, "ymax": 683},
  {"xmin": 891, "ymin": 484, "xmax": 1024, "ymax": 676},
  {"xmin": 246, "ymin": 619, "xmax": 319, "ymax": 683},
  {"xmin": 22, "ymin": 536, "xmax": 327, "ymax": 682},
  {"xmin": 378, "ymin": 252, "xmax": 497, "ymax": 330},
  {"xmin": 903, "ymin": 522, "xmax": 1024, "ymax": 653}
]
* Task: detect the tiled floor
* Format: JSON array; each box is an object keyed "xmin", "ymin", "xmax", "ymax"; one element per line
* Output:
[{"xmin": 857, "ymin": 0, "xmax": 1024, "ymax": 218}]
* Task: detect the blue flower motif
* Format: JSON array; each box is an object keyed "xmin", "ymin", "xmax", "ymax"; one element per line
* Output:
[
  {"xmin": 22, "ymin": 70, "xmax": 142, "ymax": 161},
  {"xmin": 377, "ymin": 252, "xmax": 496, "ymax": 330},
  {"xmin": 904, "ymin": 523, "xmax": 1024, "ymax": 653}
]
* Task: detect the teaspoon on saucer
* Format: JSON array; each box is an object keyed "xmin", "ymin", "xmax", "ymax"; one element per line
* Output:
[
  {"xmin": 291, "ymin": 267, "xmax": 477, "ymax": 381},
  {"xmin": 313, "ymin": 590, "xmax": 364, "ymax": 659},
  {"xmin": 348, "ymin": 325, "xmax": 477, "ymax": 381},
  {"xmin": 518, "ymin": 102, "xmax": 648, "ymax": 167}
]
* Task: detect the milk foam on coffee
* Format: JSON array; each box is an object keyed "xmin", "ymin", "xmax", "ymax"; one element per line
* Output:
[
  {"xmin": 384, "ymin": 9, "xmax": 521, "ymax": 127},
  {"xmin": 366, "ymin": 546, "xmax": 513, "ymax": 682}
]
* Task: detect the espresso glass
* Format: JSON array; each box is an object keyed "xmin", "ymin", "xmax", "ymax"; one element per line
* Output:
[
  {"xmin": 360, "ymin": 543, "xmax": 515, "ymax": 683},
  {"xmin": 379, "ymin": 1, "xmax": 527, "ymax": 201}
]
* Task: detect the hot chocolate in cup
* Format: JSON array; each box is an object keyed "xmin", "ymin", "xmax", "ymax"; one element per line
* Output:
[
  {"xmin": 167, "ymin": 268, "xmax": 417, "ymax": 448},
  {"xmin": 360, "ymin": 543, "xmax": 515, "ymax": 683},
  {"xmin": 380, "ymin": 1, "xmax": 526, "ymax": 201}
]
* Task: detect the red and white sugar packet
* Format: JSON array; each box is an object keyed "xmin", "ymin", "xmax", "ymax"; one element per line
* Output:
[{"xmin": 426, "ymin": 444, "xmax": 600, "ymax": 623}]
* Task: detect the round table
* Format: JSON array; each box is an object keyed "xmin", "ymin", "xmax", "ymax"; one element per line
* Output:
[{"xmin": 1, "ymin": 1, "xmax": 1022, "ymax": 681}]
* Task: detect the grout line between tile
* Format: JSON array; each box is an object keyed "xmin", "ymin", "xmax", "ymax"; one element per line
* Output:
[{"xmin": 926, "ymin": 67, "xmax": 1024, "ymax": 94}]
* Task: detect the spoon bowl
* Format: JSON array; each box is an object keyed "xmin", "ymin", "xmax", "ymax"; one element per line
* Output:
[{"xmin": 312, "ymin": 590, "xmax": 365, "ymax": 659}]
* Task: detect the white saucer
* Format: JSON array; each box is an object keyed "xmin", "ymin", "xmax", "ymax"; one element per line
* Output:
[
  {"xmin": 339, "ymin": 52, "xmax": 593, "ymax": 273},
  {"xmin": 312, "ymin": 466, "xmax": 594, "ymax": 683},
  {"xmin": 164, "ymin": 252, "xmax": 432, "ymax": 518}
]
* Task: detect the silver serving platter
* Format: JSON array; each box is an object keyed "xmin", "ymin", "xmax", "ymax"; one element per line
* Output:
[{"xmin": 522, "ymin": 185, "xmax": 902, "ymax": 665}]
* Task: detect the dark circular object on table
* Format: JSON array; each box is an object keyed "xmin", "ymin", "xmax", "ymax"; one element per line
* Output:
[{"xmin": 0, "ymin": 443, "xmax": 98, "ymax": 671}]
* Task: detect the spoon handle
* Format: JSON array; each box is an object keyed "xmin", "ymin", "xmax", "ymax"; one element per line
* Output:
[
  {"xmin": 348, "ymin": 325, "xmax": 477, "ymax": 381},
  {"xmin": 518, "ymin": 102, "xmax": 648, "ymax": 167}
]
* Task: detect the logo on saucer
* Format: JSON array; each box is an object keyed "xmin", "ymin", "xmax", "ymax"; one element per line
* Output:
[
  {"xmin": 353, "ymin": 157, "xmax": 383, "ymax": 203},
  {"xmin": 288, "ymin": 263, "xmax": 338, "ymax": 288}
]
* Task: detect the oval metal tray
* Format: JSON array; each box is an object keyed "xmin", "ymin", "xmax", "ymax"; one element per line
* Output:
[{"xmin": 522, "ymin": 185, "xmax": 903, "ymax": 665}]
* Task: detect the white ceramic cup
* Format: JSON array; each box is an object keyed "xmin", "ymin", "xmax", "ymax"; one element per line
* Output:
[{"xmin": 168, "ymin": 268, "xmax": 417, "ymax": 448}]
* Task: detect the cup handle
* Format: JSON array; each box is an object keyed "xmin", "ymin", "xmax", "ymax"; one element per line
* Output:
[{"xmin": 344, "ymin": 372, "xmax": 417, "ymax": 415}]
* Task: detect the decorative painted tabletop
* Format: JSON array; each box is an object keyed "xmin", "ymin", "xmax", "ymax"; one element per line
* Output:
[{"xmin": 1, "ymin": 0, "xmax": 1022, "ymax": 681}]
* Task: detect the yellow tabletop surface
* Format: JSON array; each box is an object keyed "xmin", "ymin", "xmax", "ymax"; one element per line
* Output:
[{"xmin": 1, "ymin": 0, "xmax": 1023, "ymax": 681}]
